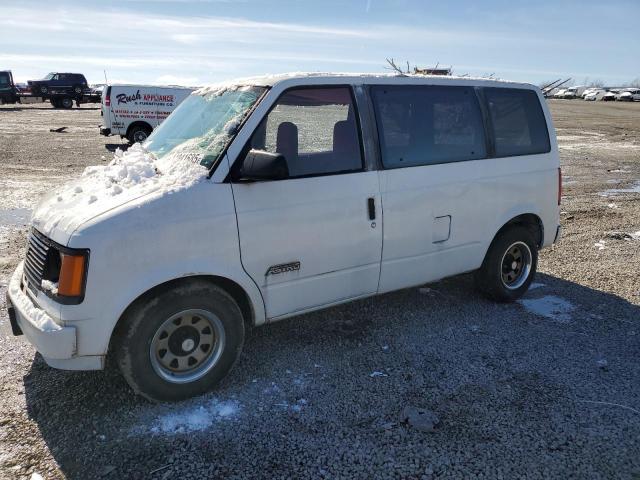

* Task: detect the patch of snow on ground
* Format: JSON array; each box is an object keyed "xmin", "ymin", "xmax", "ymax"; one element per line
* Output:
[
  {"xmin": 600, "ymin": 181, "xmax": 640, "ymax": 197},
  {"xmin": 142, "ymin": 399, "xmax": 240, "ymax": 435},
  {"xmin": 607, "ymin": 203, "xmax": 619, "ymax": 209},
  {"xmin": 594, "ymin": 240, "xmax": 607, "ymax": 250},
  {"xmin": 631, "ymin": 231, "xmax": 640, "ymax": 240},
  {"xmin": 519, "ymin": 295, "xmax": 575, "ymax": 323}
]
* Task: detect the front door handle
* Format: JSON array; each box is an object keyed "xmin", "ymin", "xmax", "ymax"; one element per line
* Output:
[{"xmin": 367, "ymin": 197, "xmax": 376, "ymax": 221}]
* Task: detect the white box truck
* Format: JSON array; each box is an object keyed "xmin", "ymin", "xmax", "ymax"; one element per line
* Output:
[{"xmin": 100, "ymin": 84, "xmax": 194, "ymax": 143}]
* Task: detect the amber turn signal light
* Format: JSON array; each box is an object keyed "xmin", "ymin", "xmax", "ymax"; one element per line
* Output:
[{"xmin": 58, "ymin": 254, "xmax": 86, "ymax": 297}]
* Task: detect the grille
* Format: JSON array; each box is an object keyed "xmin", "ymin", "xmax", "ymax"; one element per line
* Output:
[{"xmin": 24, "ymin": 230, "xmax": 51, "ymax": 291}]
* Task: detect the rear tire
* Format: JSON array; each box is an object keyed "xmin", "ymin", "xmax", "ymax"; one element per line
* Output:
[
  {"xmin": 474, "ymin": 226, "xmax": 537, "ymax": 302},
  {"xmin": 127, "ymin": 124, "xmax": 152, "ymax": 143},
  {"xmin": 114, "ymin": 280, "xmax": 245, "ymax": 402}
]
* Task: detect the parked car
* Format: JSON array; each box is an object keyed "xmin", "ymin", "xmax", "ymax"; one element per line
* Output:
[
  {"xmin": 618, "ymin": 88, "xmax": 640, "ymax": 102},
  {"xmin": 0, "ymin": 70, "xmax": 18, "ymax": 104},
  {"xmin": 7, "ymin": 73, "xmax": 561, "ymax": 401},
  {"xmin": 602, "ymin": 90, "xmax": 619, "ymax": 101},
  {"xmin": 553, "ymin": 88, "xmax": 568, "ymax": 99},
  {"xmin": 584, "ymin": 89, "xmax": 607, "ymax": 101},
  {"xmin": 562, "ymin": 86, "xmax": 587, "ymax": 99},
  {"xmin": 100, "ymin": 84, "xmax": 194, "ymax": 143},
  {"xmin": 27, "ymin": 72, "xmax": 88, "ymax": 96}
]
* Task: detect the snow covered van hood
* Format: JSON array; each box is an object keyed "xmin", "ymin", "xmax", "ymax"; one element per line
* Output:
[
  {"xmin": 31, "ymin": 83, "xmax": 265, "ymax": 245},
  {"xmin": 31, "ymin": 144, "xmax": 209, "ymax": 244}
]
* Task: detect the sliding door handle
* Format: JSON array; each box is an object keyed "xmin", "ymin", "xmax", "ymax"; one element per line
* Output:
[{"xmin": 367, "ymin": 197, "xmax": 376, "ymax": 221}]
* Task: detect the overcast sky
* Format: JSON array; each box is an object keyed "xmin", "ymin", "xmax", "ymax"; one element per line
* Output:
[{"xmin": 1, "ymin": 0, "xmax": 638, "ymax": 86}]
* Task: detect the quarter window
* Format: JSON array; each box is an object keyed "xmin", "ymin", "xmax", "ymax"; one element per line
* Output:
[
  {"xmin": 371, "ymin": 86, "xmax": 487, "ymax": 168},
  {"xmin": 249, "ymin": 87, "xmax": 363, "ymax": 178},
  {"xmin": 484, "ymin": 88, "xmax": 550, "ymax": 157}
]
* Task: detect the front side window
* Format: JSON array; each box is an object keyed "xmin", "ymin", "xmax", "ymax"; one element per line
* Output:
[
  {"xmin": 484, "ymin": 88, "xmax": 550, "ymax": 157},
  {"xmin": 371, "ymin": 85, "xmax": 487, "ymax": 168},
  {"xmin": 144, "ymin": 85, "xmax": 266, "ymax": 168},
  {"xmin": 248, "ymin": 87, "xmax": 363, "ymax": 178},
  {"xmin": 0, "ymin": 73, "xmax": 9, "ymax": 85}
]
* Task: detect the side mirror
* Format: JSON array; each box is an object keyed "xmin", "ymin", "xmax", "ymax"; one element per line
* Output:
[{"xmin": 237, "ymin": 149, "xmax": 289, "ymax": 181}]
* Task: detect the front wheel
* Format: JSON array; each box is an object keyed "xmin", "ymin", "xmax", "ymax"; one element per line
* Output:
[
  {"xmin": 114, "ymin": 280, "xmax": 245, "ymax": 402},
  {"xmin": 474, "ymin": 226, "xmax": 538, "ymax": 302}
]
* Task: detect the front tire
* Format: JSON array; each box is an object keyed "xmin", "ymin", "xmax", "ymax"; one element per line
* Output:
[
  {"xmin": 474, "ymin": 226, "xmax": 538, "ymax": 302},
  {"xmin": 114, "ymin": 280, "xmax": 245, "ymax": 402}
]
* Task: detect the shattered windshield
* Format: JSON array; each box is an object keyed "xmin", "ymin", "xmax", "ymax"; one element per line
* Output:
[{"xmin": 144, "ymin": 85, "xmax": 267, "ymax": 169}]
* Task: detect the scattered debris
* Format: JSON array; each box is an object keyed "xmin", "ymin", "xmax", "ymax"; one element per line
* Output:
[
  {"xmin": 99, "ymin": 465, "xmax": 116, "ymax": 476},
  {"xmin": 49, "ymin": 126, "xmax": 67, "ymax": 133},
  {"xmin": 594, "ymin": 240, "xmax": 606, "ymax": 250},
  {"xmin": 604, "ymin": 231, "xmax": 632, "ymax": 240},
  {"xmin": 369, "ymin": 371, "xmax": 388, "ymax": 378},
  {"xmin": 596, "ymin": 359, "xmax": 609, "ymax": 370},
  {"xmin": 399, "ymin": 406, "xmax": 440, "ymax": 433}
]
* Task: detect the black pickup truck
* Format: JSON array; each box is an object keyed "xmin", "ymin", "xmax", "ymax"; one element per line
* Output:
[{"xmin": 0, "ymin": 70, "xmax": 18, "ymax": 104}]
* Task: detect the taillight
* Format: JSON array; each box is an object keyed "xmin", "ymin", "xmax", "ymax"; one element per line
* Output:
[
  {"xmin": 57, "ymin": 253, "xmax": 87, "ymax": 298},
  {"xmin": 558, "ymin": 167, "xmax": 562, "ymax": 205},
  {"xmin": 105, "ymin": 94, "xmax": 110, "ymax": 107}
]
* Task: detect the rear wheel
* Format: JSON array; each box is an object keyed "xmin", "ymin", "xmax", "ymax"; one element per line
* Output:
[
  {"xmin": 50, "ymin": 98, "xmax": 61, "ymax": 108},
  {"xmin": 474, "ymin": 226, "xmax": 537, "ymax": 302},
  {"xmin": 127, "ymin": 124, "xmax": 152, "ymax": 143},
  {"xmin": 114, "ymin": 280, "xmax": 245, "ymax": 402}
]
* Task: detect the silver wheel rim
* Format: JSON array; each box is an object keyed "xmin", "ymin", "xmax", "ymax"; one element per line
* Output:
[
  {"xmin": 500, "ymin": 241, "xmax": 532, "ymax": 290},
  {"xmin": 149, "ymin": 309, "xmax": 225, "ymax": 384},
  {"xmin": 133, "ymin": 130, "xmax": 148, "ymax": 142},
  {"xmin": 74, "ymin": 87, "xmax": 82, "ymax": 94}
]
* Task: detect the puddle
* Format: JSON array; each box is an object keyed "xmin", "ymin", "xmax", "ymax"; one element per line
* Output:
[
  {"xmin": 599, "ymin": 181, "xmax": 640, "ymax": 197},
  {"xmin": 0, "ymin": 208, "xmax": 32, "ymax": 226}
]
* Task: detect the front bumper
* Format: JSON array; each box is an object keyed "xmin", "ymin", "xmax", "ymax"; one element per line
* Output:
[{"xmin": 6, "ymin": 262, "xmax": 76, "ymax": 360}]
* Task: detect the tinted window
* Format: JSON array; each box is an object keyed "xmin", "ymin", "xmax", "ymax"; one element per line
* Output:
[
  {"xmin": 484, "ymin": 88, "xmax": 550, "ymax": 157},
  {"xmin": 249, "ymin": 87, "xmax": 362, "ymax": 178},
  {"xmin": 371, "ymin": 85, "xmax": 486, "ymax": 168},
  {"xmin": 0, "ymin": 73, "xmax": 9, "ymax": 85}
]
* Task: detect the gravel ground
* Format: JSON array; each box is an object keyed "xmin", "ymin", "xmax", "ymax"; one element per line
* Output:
[{"xmin": 0, "ymin": 100, "xmax": 639, "ymax": 479}]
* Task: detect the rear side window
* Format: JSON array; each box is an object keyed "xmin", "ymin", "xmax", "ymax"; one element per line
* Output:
[
  {"xmin": 484, "ymin": 88, "xmax": 550, "ymax": 157},
  {"xmin": 371, "ymin": 85, "xmax": 487, "ymax": 168}
]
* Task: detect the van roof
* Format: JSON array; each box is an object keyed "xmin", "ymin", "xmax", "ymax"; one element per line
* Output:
[{"xmin": 195, "ymin": 72, "xmax": 536, "ymax": 96}]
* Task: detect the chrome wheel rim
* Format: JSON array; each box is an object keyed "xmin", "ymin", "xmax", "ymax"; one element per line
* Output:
[
  {"xmin": 149, "ymin": 309, "xmax": 225, "ymax": 384},
  {"xmin": 500, "ymin": 241, "xmax": 532, "ymax": 290}
]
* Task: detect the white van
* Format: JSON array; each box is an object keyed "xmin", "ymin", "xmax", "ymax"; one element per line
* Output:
[
  {"xmin": 100, "ymin": 84, "xmax": 193, "ymax": 143},
  {"xmin": 7, "ymin": 73, "xmax": 561, "ymax": 401}
]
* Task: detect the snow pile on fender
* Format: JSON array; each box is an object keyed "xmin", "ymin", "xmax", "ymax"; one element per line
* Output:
[{"xmin": 32, "ymin": 143, "xmax": 209, "ymax": 238}]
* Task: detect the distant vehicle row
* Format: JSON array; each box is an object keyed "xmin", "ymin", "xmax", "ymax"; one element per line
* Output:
[{"xmin": 551, "ymin": 86, "xmax": 640, "ymax": 101}]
